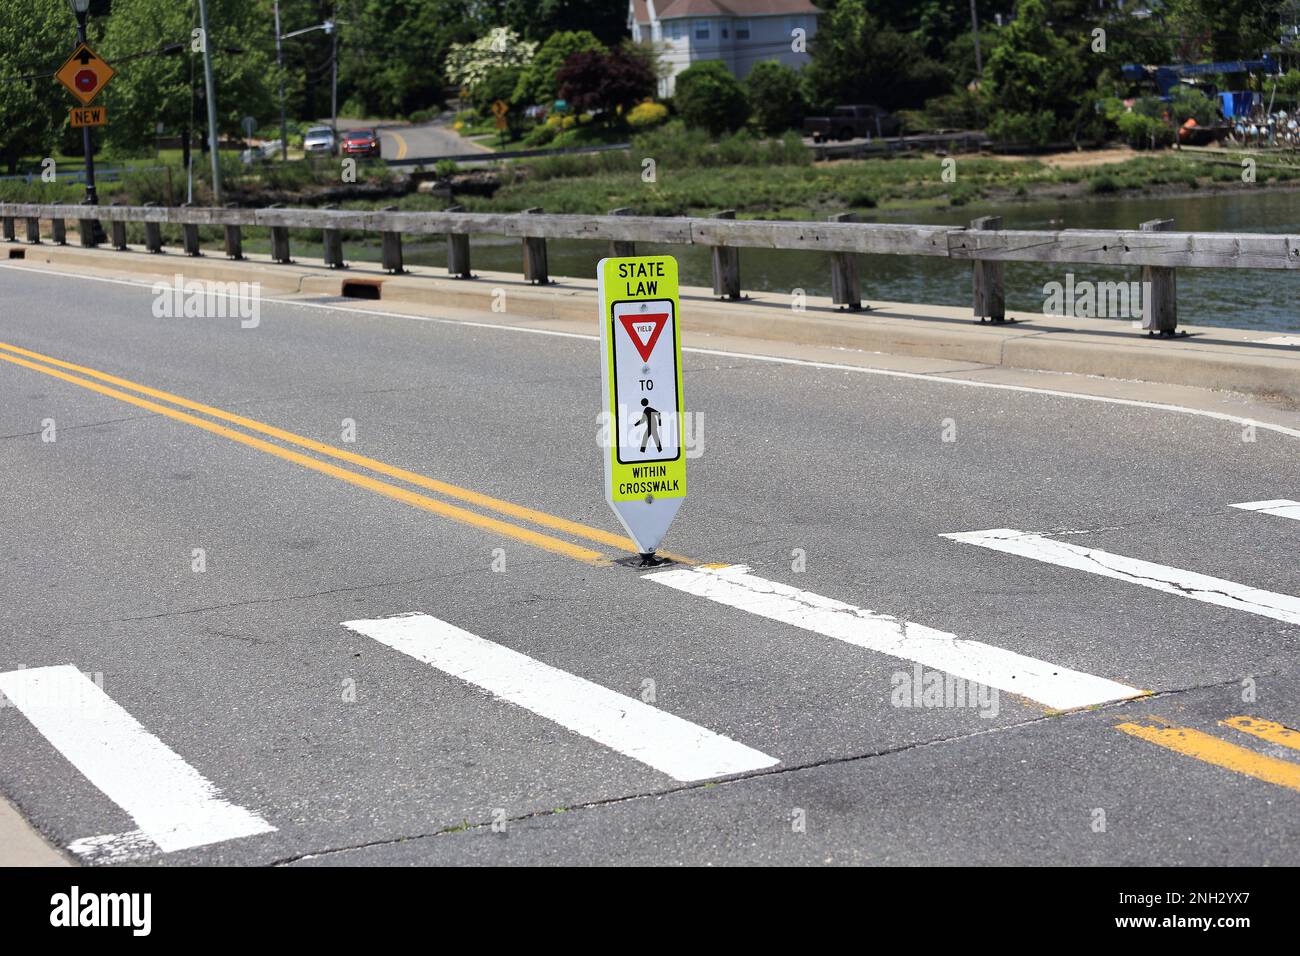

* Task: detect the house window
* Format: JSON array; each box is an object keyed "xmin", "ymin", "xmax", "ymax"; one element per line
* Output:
[
  {"xmin": 669, "ymin": 20, "xmax": 683, "ymax": 41},
  {"xmin": 721, "ymin": 25, "xmax": 729, "ymax": 39},
  {"xmin": 694, "ymin": 19, "xmax": 710, "ymax": 40},
  {"xmin": 735, "ymin": 19, "xmax": 751, "ymax": 40}
]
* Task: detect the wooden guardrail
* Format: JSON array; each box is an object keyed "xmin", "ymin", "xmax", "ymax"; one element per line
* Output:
[{"xmin": 3, "ymin": 202, "xmax": 1298, "ymax": 334}]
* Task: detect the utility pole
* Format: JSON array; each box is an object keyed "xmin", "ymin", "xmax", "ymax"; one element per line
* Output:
[
  {"xmin": 970, "ymin": 0, "xmax": 983, "ymax": 81},
  {"xmin": 328, "ymin": 18, "xmax": 338, "ymax": 147},
  {"xmin": 281, "ymin": 16, "xmax": 343, "ymax": 154},
  {"xmin": 197, "ymin": 0, "xmax": 222, "ymax": 202},
  {"xmin": 274, "ymin": 0, "xmax": 288, "ymax": 161}
]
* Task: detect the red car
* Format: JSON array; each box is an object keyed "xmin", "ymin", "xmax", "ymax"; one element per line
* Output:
[{"xmin": 341, "ymin": 129, "xmax": 381, "ymax": 158}]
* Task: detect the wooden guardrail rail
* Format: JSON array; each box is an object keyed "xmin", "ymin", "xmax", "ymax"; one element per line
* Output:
[{"xmin": 3, "ymin": 202, "xmax": 1298, "ymax": 335}]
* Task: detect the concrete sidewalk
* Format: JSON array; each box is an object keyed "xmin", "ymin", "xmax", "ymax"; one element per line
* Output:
[
  {"xmin": 0, "ymin": 796, "xmax": 69, "ymax": 866},
  {"xmin": 8, "ymin": 241, "xmax": 1299, "ymax": 406}
]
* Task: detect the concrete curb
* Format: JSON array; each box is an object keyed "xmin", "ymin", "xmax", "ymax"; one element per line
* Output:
[
  {"xmin": 9, "ymin": 242, "xmax": 1299, "ymax": 406},
  {"xmin": 0, "ymin": 795, "xmax": 70, "ymax": 866}
]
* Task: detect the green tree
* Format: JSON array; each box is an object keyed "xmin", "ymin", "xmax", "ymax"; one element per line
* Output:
[
  {"xmin": 513, "ymin": 30, "xmax": 604, "ymax": 107},
  {"xmin": 492, "ymin": 0, "xmax": 628, "ymax": 46},
  {"xmin": 342, "ymin": 0, "xmax": 478, "ymax": 117},
  {"xmin": 1169, "ymin": 86, "xmax": 1219, "ymax": 125},
  {"xmin": 470, "ymin": 62, "xmax": 524, "ymax": 114},
  {"xmin": 674, "ymin": 60, "xmax": 748, "ymax": 136},
  {"xmin": 1163, "ymin": 0, "xmax": 1280, "ymax": 61},
  {"xmin": 984, "ymin": 0, "xmax": 1087, "ymax": 144},
  {"xmin": 803, "ymin": 0, "xmax": 950, "ymax": 111},
  {"xmin": 0, "ymin": 0, "xmax": 75, "ymax": 173},
  {"xmin": 97, "ymin": 0, "xmax": 274, "ymax": 155},
  {"xmin": 745, "ymin": 61, "xmax": 806, "ymax": 135}
]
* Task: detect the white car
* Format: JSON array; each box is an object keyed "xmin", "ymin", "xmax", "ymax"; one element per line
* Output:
[
  {"xmin": 302, "ymin": 126, "xmax": 336, "ymax": 155},
  {"xmin": 240, "ymin": 140, "xmax": 283, "ymax": 164}
]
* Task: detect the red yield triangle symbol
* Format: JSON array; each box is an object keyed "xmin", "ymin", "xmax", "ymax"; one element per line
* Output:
[{"xmin": 619, "ymin": 313, "xmax": 669, "ymax": 362}]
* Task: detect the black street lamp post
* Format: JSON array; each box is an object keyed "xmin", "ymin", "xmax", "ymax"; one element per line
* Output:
[{"xmin": 67, "ymin": 0, "xmax": 97, "ymax": 206}]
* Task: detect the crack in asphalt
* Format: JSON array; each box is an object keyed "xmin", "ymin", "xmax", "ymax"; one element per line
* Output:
[
  {"xmin": 0, "ymin": 414, "xmax": 154, "ymax": 440},
  {"xmin": 44, "ymin": 564, "xmax": 493, "ymax": 631},
  {"xmin": 1074, "ymin": 545, "xmax": 1251, "ymax": 605},
  {"xmin": 266, "ymin": 672, "xmax": 1262, "ymax": 866}
]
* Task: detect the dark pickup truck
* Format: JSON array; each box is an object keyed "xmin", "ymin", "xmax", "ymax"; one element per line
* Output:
[{"xmin": 802, "ymin": 105, "xmax": 899, "ymax": 142}]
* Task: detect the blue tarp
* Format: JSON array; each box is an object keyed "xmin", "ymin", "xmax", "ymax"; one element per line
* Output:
[{"xmin": 1218, "ymin": 91, "xmax": 1259, "ymax": 119}]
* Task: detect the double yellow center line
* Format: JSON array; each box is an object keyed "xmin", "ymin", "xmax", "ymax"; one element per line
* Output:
[
  {"xmin": 1117, "ymin": 715, "xmax": 1300, "ymax": 792},
  {"xmin": 0, "ymin": 340, "xmax": 676, "ymax": 566}
]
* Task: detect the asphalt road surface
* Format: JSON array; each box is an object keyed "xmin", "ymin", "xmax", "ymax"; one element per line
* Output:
[
  {"xmin": 329, "ymin": 115, "xmax": 487, "ymax": 164},
  {"xmin": 1, "ymin": 263, "xmax": 1298, "ymax": 866},
  {"xmin": 378, "ymin": 117, "xmax": 489, "ymax": 164}
]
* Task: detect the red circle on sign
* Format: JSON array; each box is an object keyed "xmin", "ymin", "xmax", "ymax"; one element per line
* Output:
[{"xmin": 75, "ymin": 69, "xmax": 97, "ymax": 92}]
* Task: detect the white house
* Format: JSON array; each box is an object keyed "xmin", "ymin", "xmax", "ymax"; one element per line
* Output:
[{"xmin": 628, "ymin": 0, "xmax": 820, "ymax": 96}]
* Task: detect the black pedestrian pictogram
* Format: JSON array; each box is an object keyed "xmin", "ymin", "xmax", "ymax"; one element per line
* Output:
[{"xmin": 636, "ymin": 398, "xmax": 662, "ymax": 452}]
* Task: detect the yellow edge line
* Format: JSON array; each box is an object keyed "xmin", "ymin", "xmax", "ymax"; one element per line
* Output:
[
  {"xmin": 0, "ymin": 351, "xmax": 607, "ymax": 566},
  {"xmin": 1116, "ymin": 721, "xmax": 1300, "ymax": 792},
  {"xmin": 1220, "ymin": 715, "xmax": 1300, "ymax": 752},
  {"xmin": 391, "ymin": 131, "xmax": 407, "ymax": 161},
  {"xmin": 0, "ymin": 340, "xmax": 684, "ymax": 561}
]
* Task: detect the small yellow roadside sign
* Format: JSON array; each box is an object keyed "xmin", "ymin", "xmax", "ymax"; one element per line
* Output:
[
  {"xmin": 69, "ymin": 105, "xmax": 107, "ymax": 128},
  {"xmin": 597, "ymin": 255, "xmax": 686, "ymax": 558},
  {"xmin": 55, "ymin": 42, "xmax": 115, "ymax": 106}
]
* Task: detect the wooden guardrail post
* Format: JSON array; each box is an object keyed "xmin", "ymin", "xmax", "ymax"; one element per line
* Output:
[
  {"xmin": 77, "ymin": 204, "xmax": 99, "ymax": 248},
  {"xmin": 268, "ymin": 205, "xmax": 291, "ymax": 263},
  {"xmin": 181, "ymin": 204, "xmax": 201, "ymax": 256},
  {"xmin": 2, "ymin": 214, "xmax": 15, "ymax": 242},
  {"xmin": 143, "ymin": 202, "xmax": 163, "ymax": 254},
  {"xmin": 322, "ymin": 205, "xmax": 345, "ymax": 269},
  {"xmin": 445, "ymin": 204, "xmax": 469, "ymax": 278},
  {"xmin": 50, "ymin": 204, "xmax": 67, "ymax": 245},
  {"xmin": 828, "ymin": 212, "xmax": 862, "ymax": 311},
  {"xmin": 109, "ymin": 202, "xmax": 128, "ymax": 250},
  {"xmin": 522, "ymin": 207, "xmax": 549, "ymax": 284},
  {"xmin": 223, "ymin": 203, "xmax": 243, "ymax": 260},
  {"xmin": 608, "ymin": 207, "xmax": 635, "ymax": 258},
  {"xmin": 25, "ymin": 213, "xmax": 40, "ymax": 243},
  {"xmin": 381, "ymin": 205, "xmax": 405, "ymax": 274},
  {"xmin": 710, "ymin": 209, "xmax": 741, "ymax": 300},
  {"xmin": 970, "ymin": 215, "xmax": 1005, "ymax": 323},
  {"xmin": 1140, "ymin": 218, "xmax": 1178, "ymax": 336}
]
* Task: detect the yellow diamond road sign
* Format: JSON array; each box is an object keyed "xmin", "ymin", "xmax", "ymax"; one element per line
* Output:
[
  {"xmin": 56, "ymin": 42, "xmax": 115, "ymax": 106},
  {"xmin": 598, "ymin": 255, "xmax": 686, "ymax": 557}
]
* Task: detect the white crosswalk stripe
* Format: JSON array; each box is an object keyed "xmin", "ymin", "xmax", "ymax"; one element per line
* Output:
[
  {"xmin": 343, "ymin": 613, "xmax": 779, "ymax": 782},
  {"xmin": 645, "ymin": 564, "xmax": 1142, "ymax": 711},
  {"xmin": 0, "ymin": 666, "xmax": 275, "ymax": 862},
  {"xmin": 943, "ymin": 528, "xmax": 1300, "ymax": 626},
  {"xmin": 1231, "ymin": 499, "xmax": 1300, "ymax": 522}
]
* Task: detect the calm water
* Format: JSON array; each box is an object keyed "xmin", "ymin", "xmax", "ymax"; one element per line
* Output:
[{"xmin": 296, "ymin": 188, "xmax": 1300, "ymax": 333}]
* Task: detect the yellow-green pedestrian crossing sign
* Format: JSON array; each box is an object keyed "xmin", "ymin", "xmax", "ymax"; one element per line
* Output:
[{"xmin": 598, "ymin": 255, "xmax": 686, "ymax": 560}]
